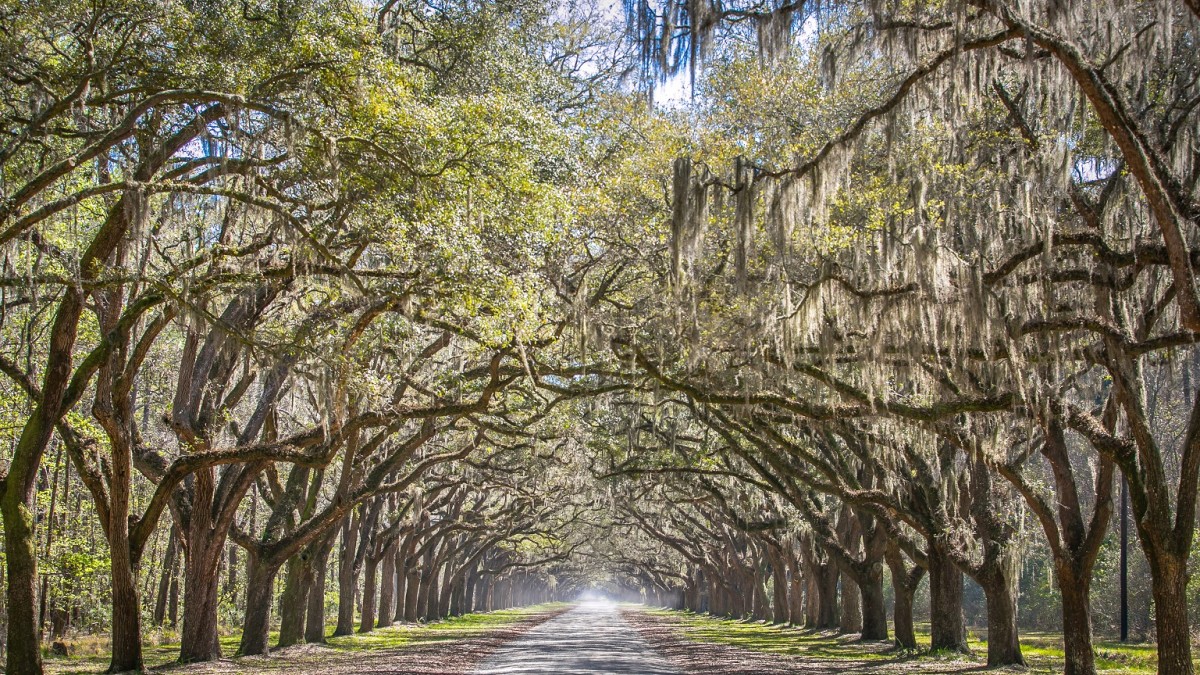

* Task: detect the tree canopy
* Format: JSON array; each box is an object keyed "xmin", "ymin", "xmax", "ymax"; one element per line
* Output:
[{"xmin": 2, "ymin": 1, "xmax": 1200, "ymax": 675}]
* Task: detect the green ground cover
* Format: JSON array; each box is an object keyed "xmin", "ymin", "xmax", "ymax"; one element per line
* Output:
[
  {"xmin": 646, "ymin": 608, "xmax": 1185, "ymax": 673},
  {"xmin": 44, "ymin": 603, "xmax": 568, "ymax": 674}
]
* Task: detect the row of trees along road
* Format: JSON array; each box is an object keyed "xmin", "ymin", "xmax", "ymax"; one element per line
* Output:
[
  {"xmin": 0, "ymin": 0, "xmax": 624, "ymax": 671},
  {"xmin": 5, "ymin": 1, "xmax": 1200, "ymax": 675},
  {"xmin": 564, "ymin": 2, "xmax": 1200, "ymax": 675}
]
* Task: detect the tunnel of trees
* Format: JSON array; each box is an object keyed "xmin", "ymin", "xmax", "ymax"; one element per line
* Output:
[{"xmin": 2, "ymin": 0, "xmax": 1200, "ymax": 673}]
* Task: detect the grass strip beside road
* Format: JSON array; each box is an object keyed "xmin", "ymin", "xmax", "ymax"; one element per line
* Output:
[
  {"xmin": 46, "ymin": 603, "xmax": 572, "ymax": 675},
  {"xmin": 636, "ymin": 607, "xmax": 1174, "ymax": 674}
]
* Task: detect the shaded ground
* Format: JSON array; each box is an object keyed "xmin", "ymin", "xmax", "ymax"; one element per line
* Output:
[
  {"xmin": 625, "ymin": 607, "xmax": 1191, "ymax": 674},
  {"xmin": 473, "ymin": 600, "xmax": 679, "ymax": 674},
  {"xmin": 45, "ymin": 604, "xmax": 570, "ymax": 675},
  {"xmin": 623, "ymin": 607, "xmax": 1035, "ymax": 674},
  {"xmin": 44, "ymin": 602, "xmax": 1175, "ymax": 674}
]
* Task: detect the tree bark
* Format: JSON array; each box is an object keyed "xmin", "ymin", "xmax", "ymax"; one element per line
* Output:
[
  {"xmin": 857, "ymin": 564, "xmax": 887, "ymax": 641},
  {"xmin": 305, "ymin": 538, "xmax": 333, "ymax": 644},
  {"xmin": 2, "ymin": 420, "xmax": 47, "ymax": 675},
  {"xmin": 464, "ymin": 567, "xmax": 479, "ymax": 614},
  {"xmin": 479, "ymin": 571, "xmax": 494, "ymax": 612},
  {"xmin": 439, "ymin": 559, "xmax": 456, "ymax": 618},
  {"xmin": 706, "ymin": 574, "xmax": 720, "ymax": 616},
  {"xmin": 153, "ymin": 528, "xmax": 179, "ymax": 627},
  {"xmin": 359, "ymin": 555, "xmax": 379, "ymax": 632},
  {"xmin": 168, "ymin": 572, "xmax": 179, "ymax": 627},
  {"xmin": 927, "ymin": 541, "xmax": 968, "ymax": 654},
  {"xmin": 751, "ymin": 566, "xmax": 771, "ymax": 621},
  {"xmin": 333, "ymin": 513, "xmax": 360, "ymax": 636},
  {"xmin": 224, "ymin": 545, "xmax": 239, "ymax": 600},
  {"xmin": 979, "ymin": 571, "xmax": 1025, "ymax": 667},
  {"xmin": 424, "ymin": 558, "xmax": 442, "ymax": 620},
  {"xmin": 804, "ymin": 567, "xmax": 819, "ymax": 626},
  {"xmin": 178, "ymin": 565, "xmax": 222, "ymax": 662},
  {"xmin": 885, "ymin": 544, "xmax": 923, "ymax": 651},
  {"xmin": 277, "ymin": 551, "xmax": 314, "ymax": 648},
  {"xmin": 237, "ymin": 555, "xmax": 279, "ymax": 656},
  {"xmin": 1058, "ymin": 564, "xmax": 1097, "ymax": 675},
  {"xmin": 394, "ymin": 542, "xmax": 411, "ymax": 622},
  {"xmin": 109, "ymin": 532, "xmax": 143, "ymax": 673},
  {"xmin": 404, "ymin": 561, "xmax": 422, "ymax": 621},
  {"xmin": 769, "ymin": 550, "xmax": 789, "ymax": 624},
  {"xmin": 178, "ymin": 502, "xmax": 225, "ymax": 667},
  {"xmin": 839, "ymin": 572, "xmax": 862, "ymax": 633},
  {"xmin": 787, "ymin": 556, "xmax": 805, "ymax": 627},
  {"xmin": 815, "ymin": 562, "xmax": 839, "ymax": 628},
  {"xmin": 377, "ymin": 541, "xmax": 397, "ymax": 627},
  {"xmin": 1147, "ymin": 550, "xmax": 1192, "ymax": 675},
  {"xmin": 416, "ymin": 547, "xmax": 435, "ymax": 620}
]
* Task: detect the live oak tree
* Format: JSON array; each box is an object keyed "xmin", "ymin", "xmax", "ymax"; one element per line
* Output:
[
  {"xmin": 5, "ymin": 1, "xmax": 1200, "ymax": 674},
  {"xmin": 0, "ymin": 0, "xmax": 393, "ymax": 669}
]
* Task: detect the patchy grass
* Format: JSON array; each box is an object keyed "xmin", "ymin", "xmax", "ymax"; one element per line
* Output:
[
  {"xmin": 1000, "ymin": 631, "xmax": 1164, "ymax": 673},
  {"xmin": 641, "ymin": 608, "xmax": 893, "ymax": 661},
  {"xmin": 323, "ymin": 603, "xmax": 571, "ymax": 653},
  {"xmin": 642, "ymin": 608, "xmax": 1184, "ymax": 674},
  {"xmin": 44, "ymin": 603, "xmax": 569, "ymax": 674}
]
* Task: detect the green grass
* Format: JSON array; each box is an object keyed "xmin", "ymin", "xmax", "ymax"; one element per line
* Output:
[
  {"xmin": 645, "ymin": 609, "xmax": 1186, "ymax": 674},
  {"xmin": 45, "ymin": 603, "xmax": 568, "ymax": 673},
  {"xmin": 323, "ymin": 603, "xmax": 570, "ymax": 652},
  {"xmin": 643, "ymin": 608, "xmax": 893, "ymax": 661},
  {"xmin": 1009, "ymin": 632, "xmax": 1163, "ymax": 673}
]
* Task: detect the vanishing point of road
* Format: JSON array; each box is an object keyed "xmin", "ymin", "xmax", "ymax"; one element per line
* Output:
[{"xmin": 473, "ymin": 600, "xmax": 680, "ymax": 675}]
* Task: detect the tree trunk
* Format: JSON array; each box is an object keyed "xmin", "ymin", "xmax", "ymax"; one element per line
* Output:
[
  {"xmin": 464, "ymin": 568, "xmax": 479, "ymax": 614},
  {"xmin": 839, "ymin": 572, "xmax": 862, "ymax": 633},
  {"xmin": 449, "ymin": 576, "xmax": 463, "ymax": 616},
  {"xmin": 804, "ymin": 568, "xmax": 819, "ymax": 626},
  {"xmin": 359, "ymin": 555, "xmax": 379, "ymax": 632},
  {"xmin": 377, "ymin": 542, "xmax": 397, "ymax": 628},
  {"xmin": 333, "ymin": 513, "xmax": 359, "ymax": 637},
  {"xmin": 1148, "ymin": 551, "xmax": 1193, "ymax": 675},
  {"xmin": 439, "ymin": 559, "xmax": 457, "ymax": 618},
  {"xmin": 706, "ymin": 575, "xmax": 720, "ymax": 616},
  {"xmin": 927, "ymin": 542, "xmax": 968, "ymax": 654},
  {"xmin": 885, "ymin": 546, "xmax": 922, "ymax": 651},
  {"xmin": 416, "ymin": 550, "xmax": 435, "ymax": 620},
  {"xmin": 815, "ymin": 563, "xmax": 839, "ymax": 628},
  {"xmin": 236, "ymin": 555, "xmax": 280, "ymax": 656},
  {"xmin": 425, "ymin": 560, "xmax": 442, "ymax": 620},
  {"xmin": 394, "ymin": 546, "xmax": 409, "ymax": 622},
  {"xmin": 770, "ymin": 552, "xmax": 789, "ymax": 624},
  {"xmin": 109, "ymin": 534, "xmax": 143, "ymax": 673},
  {"xmin": 979, "ymin": 571, "xmax": 1024, "ymax": 667},
  {"xmin": 751, "ymin": 567, "xmax": 771, "ymax": 621},
  {"xmin": 153, "ymin": 528, "xmax": 179, "ymax": 627},
  {"xmin": 179, "ymin": 569, "xmax": 222, "ymax": 661},
  {"xmin": 305, "ymin": 539, "xmax": 333, "ymax": 644},
  {"xmin": 1058, "ymin": 564, "xmax": 1097, "ymax": 675},
  {"xmin": 404, "ymin": 562, "xmax": 421, "ymax": 621},
  {"xmin": 277, "ymin": 552, "xmax": 314, "ymax": 648},
  {"xmin": 304, "ymin": 557, "xmax": 328, "ymax": 638},
  {"xmin": 858, "ymin": 564, "xmax": 888, "ymax": 642},
  {"xmin": 178, "ymin": 531, "xmax": 223, "ymax": 664},
  {"xmin": 179, "ymin": 471, "xmax": 229, "ymax": 663},
  {"xmin": 787, "ymin": 557, "xmax": 804, "ymax": 627},
  {"xmin": 2, "ymin": 442, "xmax": 44, "ymax": 675},
  {"xmin": 477, "ymin": 572, "xmax": 493, "ymax": 613},
  {"xmin": 168, "ymin": 572, "xmax": 180, "ymax": 627}
]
